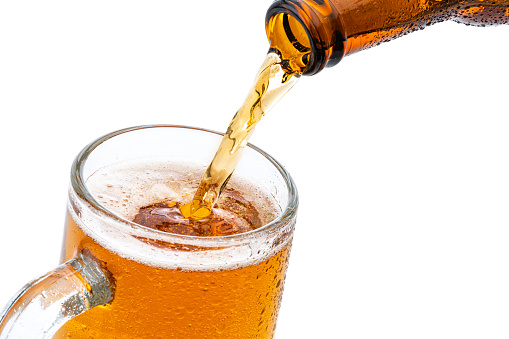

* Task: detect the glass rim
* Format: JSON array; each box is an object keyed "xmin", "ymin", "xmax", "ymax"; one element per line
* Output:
[{"xmin": 70, "ymin": 124, "xmax": 299, "ymax": 245}]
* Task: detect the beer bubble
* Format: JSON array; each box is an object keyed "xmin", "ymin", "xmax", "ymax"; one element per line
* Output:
[{"xmin": 215, "ymin": 322, "xmax": 226, "ymax": 334}]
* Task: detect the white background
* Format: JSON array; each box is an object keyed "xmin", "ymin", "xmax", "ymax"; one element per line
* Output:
[{"xmin": 1, "ymin": 1, "xmax": 508, "ymax": 338}]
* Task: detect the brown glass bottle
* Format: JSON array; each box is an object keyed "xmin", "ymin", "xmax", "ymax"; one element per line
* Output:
[{"xmin": 266, "ymin": 0, "xmax": 509, "ymax": 75}]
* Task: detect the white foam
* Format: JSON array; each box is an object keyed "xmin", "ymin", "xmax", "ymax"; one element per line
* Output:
[
  {"xmin": 72, "ymin": 158, "xmax": 289, "ymax": 271},
  {"xmin": 86, "ymin": 159, "xmax": 281, "ymax": 226},
  {"xmin": 86, "ymin": 160, "xmax": 200, "ymax": 220}
]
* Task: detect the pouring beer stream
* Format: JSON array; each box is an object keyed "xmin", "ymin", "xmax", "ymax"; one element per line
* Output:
[{"xmin": 183, "ymin": 51, "xmax": 302, "ymax": 219}]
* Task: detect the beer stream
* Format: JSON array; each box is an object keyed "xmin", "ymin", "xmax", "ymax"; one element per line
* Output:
[{"xmin": 181, "ymin": 51, "xmax": 302, "ymax": 219}]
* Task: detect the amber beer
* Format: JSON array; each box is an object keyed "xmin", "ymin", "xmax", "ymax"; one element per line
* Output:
[
  {"xmin": 57, "ymin": 217, "xmax": 291, "ymax": 338},
  {"xmin": 53, "ymin": 126, "xmax": 298, "ymax": 338}
]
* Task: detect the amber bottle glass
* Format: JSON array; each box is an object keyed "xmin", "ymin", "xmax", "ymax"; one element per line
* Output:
[{"xmin": 266, "ymin": 0, "xmax": 509, "ymax": 75}]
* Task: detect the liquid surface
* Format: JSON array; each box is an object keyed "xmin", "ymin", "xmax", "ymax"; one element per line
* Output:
[
  {"xmin": 88, "ymin": 160, "xmax": 280, "ymax": 237},
  {"xmin": 186, "ymin": 51, "xmax": 300, "ymax": 218},
  {"xmin": 132, "ymin": 188, "xmax": 262, "ymax": 237}
]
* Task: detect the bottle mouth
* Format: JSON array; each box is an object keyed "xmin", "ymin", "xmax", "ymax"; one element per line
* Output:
[
  {"xmin": 266, "ymin": 1, "xmax": 346, "ymax": 75},
  {"xmin": 266, "ymin": 12, "xmax": 314, "ymax": 75}
]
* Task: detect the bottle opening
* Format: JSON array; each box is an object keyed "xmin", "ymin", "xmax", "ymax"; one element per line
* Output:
[{"xmin": 266, "ymin": 12, "xmax": 312, "ymax": 74}]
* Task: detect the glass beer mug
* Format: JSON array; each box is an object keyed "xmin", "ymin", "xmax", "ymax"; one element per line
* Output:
[{"xmin": 0, "ymin": 125, "xmax": 298, "ymax": 338}]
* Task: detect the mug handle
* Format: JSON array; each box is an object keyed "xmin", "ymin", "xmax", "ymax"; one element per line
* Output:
[{"xmin": 0, "ymin": 253, "xmax": 114, "ymax": 338}]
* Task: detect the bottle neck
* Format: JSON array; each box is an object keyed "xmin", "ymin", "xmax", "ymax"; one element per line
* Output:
[{"xmin": 266, "ymin": 0, "xmax": 347, "ymax": 75}]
